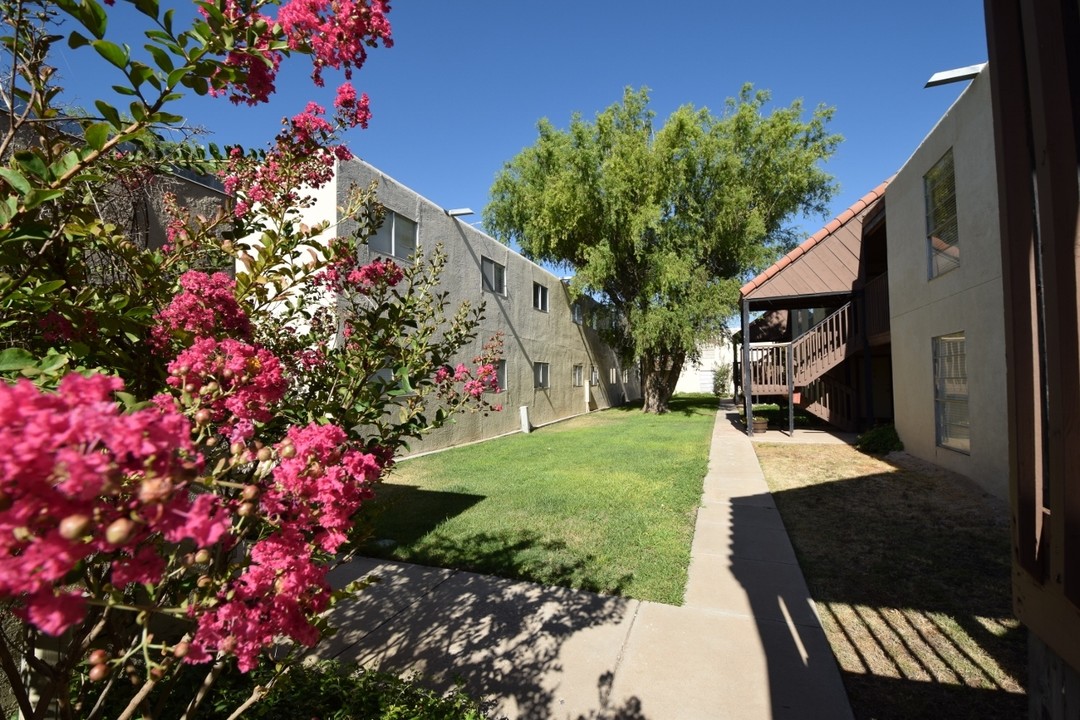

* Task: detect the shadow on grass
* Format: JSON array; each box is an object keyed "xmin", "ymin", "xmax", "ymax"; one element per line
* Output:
[
  {"xmin": 359, "ymin": 484, "xmax": 486, "ymax": 549},
  {"xmin": 743, "ymin": 456, "xmax": 1026, "ymax": 720},
  {"xmin": 368, "ymin": 528, "xmax": 633, "ymax": 597}
]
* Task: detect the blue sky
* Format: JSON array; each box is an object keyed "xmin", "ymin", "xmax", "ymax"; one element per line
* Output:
[{"xmin": 58, "ymin": 1, "xmax": 989, "ymax": 242}]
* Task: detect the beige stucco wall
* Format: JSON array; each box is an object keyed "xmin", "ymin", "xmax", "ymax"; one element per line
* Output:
[
  {"xmin": 333, "ymin": 160, "xmax": 641, "ymax": 456},
  {"xmin": 885, "ymin": 66, "xmax": 1008, "ymax": 499}
]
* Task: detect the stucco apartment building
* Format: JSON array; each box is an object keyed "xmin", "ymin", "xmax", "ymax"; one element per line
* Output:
[
  {"xmin": 738, "ymin": 64, "xmax": 1008, "ymax": 500},
  {"xmin": 886, "ymin": 65, "xmax": 1006, "ymax": 499},
  {"xmin": 302, "ymin": 159, "xmax": 642, "ymax": 456}
]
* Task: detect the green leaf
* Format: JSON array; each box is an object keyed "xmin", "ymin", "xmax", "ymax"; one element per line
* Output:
[
  {"xmin": 31, "ymin": 279, "xmax": 65, "ymax": 295},
  {"xmin": 0, "ymin": 168, "xmax": 31, "ymax": 194},
  {"xmin": 84, "ymin": 122, "xmax": 110, "ymax": 151},
  {"xmin": 0, "ymin": 347, "xmax": 34, "ymax": 372},
  {"xmin": 92, "ymin": 39, "xmax": 128, "ymax": 69},
  {"xmin": 133, "ymin": 0, "xmax": 158, "ymax": 19},
  {"xmin": 68, "ymin": 30, "xmax": 91, "ymax": 49},
  {"xmin": 14, "ymin": 151, "xmax": 48, "ymax": 180},
  {"xmin": 21, "ymin": 189, "xmax": 65, "ymax": 210},
  {"xmin": 145, "ymin": 43, "xmax": 174, "ymax": 74},
  {"xmin": 78, "ymin": 0, "xmax": 108, "ymax": 39},
  {"xmin": 94, "ymin": 100, "xmax": 123, "ymax": 129}
]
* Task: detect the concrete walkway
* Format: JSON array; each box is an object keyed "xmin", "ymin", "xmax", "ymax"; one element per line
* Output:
[{"xmin": 318, "ymin": 403, "xmax": 854, "ymax": 719}]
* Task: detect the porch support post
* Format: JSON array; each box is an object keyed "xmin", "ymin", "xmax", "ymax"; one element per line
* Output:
[
  {"xmin": 860, "ymin": 290, "xmax": 875, "ymax": 430},
  {"xmin": 787, "ymin": 344, "xmax": 794, "ymax": 436},
  {"xmin": 741, "ymin": 298, "xmax": 753, "ymax": 437}
]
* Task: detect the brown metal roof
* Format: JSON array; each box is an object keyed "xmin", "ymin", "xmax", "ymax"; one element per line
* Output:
[{"xmin": 740, "ymin": 180, "xmax": 890, "ymax": 302}]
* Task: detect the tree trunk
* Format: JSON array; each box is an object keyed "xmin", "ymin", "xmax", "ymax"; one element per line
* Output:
[{"xmin": 641, "ymin": 348, "xmax": 686, "ymax": 414}]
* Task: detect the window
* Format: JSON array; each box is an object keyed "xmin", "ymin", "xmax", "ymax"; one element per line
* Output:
[
  {"xmin": 481, "ymin": 257, "xmax": 505, "ymax": 295},
  {"xmin": 925, "ymin": 149, "xmax": 959, "ymax": 278},
  {"xmin": 572, "ymin": 302, "xmax": 583, "ymax": 324},
  {"xmin": 370, "ymin": 210, "xmax": 417, "ymax": 259},
  {"xmin": 609, "ymin": 367, "xmax": 617, "ymax": 384},
  {"xmin": 622, "ymin": 369, "xmax": 629, "ymax": 384},
  {"xmin": 534, "ymin": 361, "xmax": 550, "ymax": 389},
  {"xmin": 533, "ymin": 282, "xmax": 548, "ymax": 312},
  {"xmin": 933, "ymin": 332, "xmax": 969, "ymax": 452},
  {"xmin": 572, "ymin": 364, "xmax": 584, "ymax": 387},
  {"xmin": 495, "ymin": 359, "xmax": 506, "ymax": 392},
  {"xmin": 590, "ymin": 365, "xmax": 599, "ymax": 386}
]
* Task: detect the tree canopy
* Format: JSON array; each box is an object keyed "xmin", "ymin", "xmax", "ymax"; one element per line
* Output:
[{"xmin": 484, "ymin": 86, "xmax": 841, "ymax": 413}]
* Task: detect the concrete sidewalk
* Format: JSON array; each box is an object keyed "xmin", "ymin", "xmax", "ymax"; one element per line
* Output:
[{"xmin": 318, "ymin": 403, "xmax": 854, "ymax": 719}]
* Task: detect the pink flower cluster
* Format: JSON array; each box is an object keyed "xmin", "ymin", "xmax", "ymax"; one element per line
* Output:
[
  {"xmin": 186, "ymin": 423, "xmax": 385, "ymax": 670},
  {"xmin": 313, "ymin": 242, "xmax": 404, "ymax": 296},
  {"xmin": 0, "ymin": 375, "xmax": 230, "ymax": 636},
  {"xmin": 185, "ymin": 529, "xmax": 328, "ymax": 672},
  {"xmin": 166, "ymin": 337, "xmax": 287, "ymax": 426},
  {"xmin": 152, "ymin": 271, "xmax": 252, "ymax": 351},
  {"xmin": 221, "ymin": 104, "xmax": 351, "ymax": 218},
  {"xmin": 203, "ymin": 0, "xmax": 390, "ymax": 132}
]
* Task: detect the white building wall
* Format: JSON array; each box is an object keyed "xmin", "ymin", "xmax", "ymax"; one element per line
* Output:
[
  {"xmin": 333, "ymin": 160, "xmax": 641, "ymax": 456},
  {"xmin": 886, "ymin": 67, "xmax": 1008, "ymax": 499}
]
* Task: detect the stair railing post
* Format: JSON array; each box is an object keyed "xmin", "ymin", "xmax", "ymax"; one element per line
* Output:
[
  {"xmin": 790, "ymin": 343, "xmax": 799, "ymax": 436},
  {"xmin": 787, "ymin": 342, "xmax": 794, "ymax": 436},
  {"xmin": 742, "ymin": 299, "xmax": 753, "ymax": 437}
]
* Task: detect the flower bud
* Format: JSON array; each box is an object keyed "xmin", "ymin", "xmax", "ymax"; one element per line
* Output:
[
  {"xmin": 279, "ymin": 444, "xmax": 296, "ymax": 459},
  {"xmin": 105, "ymin": 518, "xmax": 134, "ymax": 545},
  {"xmin": 173, "ymin": 641, "xmax": 190, "ymax": 659},
  {"xmin": 194, "ymin": 548, "xmax": 211, "ymax": 565},
  {"xmin": 194, "ymin": 409, "xmax": 212, "ymax": 426},
  {"xmin": 231, "ymin": 442, "xmax": 246, "ymax": 456},
  {"xmin": 256, "ymin": 447, "xmax": 272, "ymax": 462},
  {"xmin": 88, "ymin": 649, "xmax": 109, "ymax": 666},
  {"xmin": 89, "ymin": 664, "xmax": 110, "ymax": 683},
  {"xmin": 58, "ymin": 514, "xmax": 91, "ymax": 540},
  {"xmin": 237, "ymin": 501, "xmax": 256, "ymax": 517}
]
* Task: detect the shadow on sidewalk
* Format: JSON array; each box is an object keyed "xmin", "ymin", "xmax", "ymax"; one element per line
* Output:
[{"xmin": 319, "ymin": 553, "xmax": 646, "ymax": 720}]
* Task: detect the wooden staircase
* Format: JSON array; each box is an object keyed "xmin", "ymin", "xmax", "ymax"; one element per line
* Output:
[{"xmin": 741, "ymin": 302, "xmax": 859, "ymax": 431}]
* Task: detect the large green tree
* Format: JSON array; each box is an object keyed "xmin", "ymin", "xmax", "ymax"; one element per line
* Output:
[{"xmin": 485, "ymin": 86, "xmax": 841, "ymax": 413}]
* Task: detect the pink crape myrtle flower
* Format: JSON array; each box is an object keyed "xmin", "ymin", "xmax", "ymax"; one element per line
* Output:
[
  {"xmin": 261, "ymin": 422, "xmax": 382, "ymax": 553},
  {"xmin": 151, "ymin": 271, "xmax": 252, "ymax": 350},
  {"xmin": 0, "ymin": 374, "xmax": 230, "ymax": 636},
  {"xmin": 186, "ymin": 529, "xmax": 329, "ymax": 672},
  {"xmin": 167, "ymin": 337, "xmax": 287, "ymax": 425}
]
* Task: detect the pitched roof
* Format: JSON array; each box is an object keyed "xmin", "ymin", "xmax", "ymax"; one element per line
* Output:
[{"xmin": 740, "ymin": 180, "xmax": 890, "ymax": 302}]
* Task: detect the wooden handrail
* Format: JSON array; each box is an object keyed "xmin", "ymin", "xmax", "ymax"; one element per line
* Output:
[{"xmin": 791, "ymin": 302, "xmax": 853, "ymax": 386}]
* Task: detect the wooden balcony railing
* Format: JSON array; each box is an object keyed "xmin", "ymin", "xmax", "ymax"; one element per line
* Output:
[{"xmin": 791, "ymin": 301, "xmax": 854, "ymax": 386}]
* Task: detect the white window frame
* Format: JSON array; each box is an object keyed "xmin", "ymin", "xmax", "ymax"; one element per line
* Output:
[
  {"xmin": 572, "ymin": 302, "xmax": 583, "ymax": 324},
  {"xmin": 933, "ymin": 331, "xmax": 969, "ymax": 453},
  {"xmin": 590, "ymin": 365, "xmax": 599, "ymax": 386},
  {"xmin": 534, "ymin": 361, "xmax": 550, "ymax": 389},
  {"xmin": 572, "ymin": 364, "xmax": 584, "ymax": 387},
  {"xmin": 370, "ymin": 210, "xmax": 417, "ymax": 260},
  {"xmin": 925, "ymin": 148, "xmax": 959, "ymax": 279},
  {"xmin": 494, "ymin": 359, "xmax": 506, "ymax": 393},
  {"xmin": 533, "ymin": 282, "xmax": 549, "ymax": 312},
  {"xmin": 481, "ymin": 257, "xmax": 506, "ymax": 295},
  {"xmin": 609, "ymin": 367, "xmax": 617, "ymax": 384}
]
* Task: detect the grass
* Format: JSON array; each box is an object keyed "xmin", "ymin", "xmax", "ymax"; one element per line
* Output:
[
  {"xmin": 359, "ymin": 394, "xmax": 718, "ymax": 604},
  {"xmin": 754, "ymin": 443, "xmax": 1025, "ymax": 720}
]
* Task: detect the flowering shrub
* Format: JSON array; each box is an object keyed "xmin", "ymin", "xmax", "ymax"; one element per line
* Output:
[{"xmin": 0, "ymin": 1, "xmax": 502, "ymax": 718}]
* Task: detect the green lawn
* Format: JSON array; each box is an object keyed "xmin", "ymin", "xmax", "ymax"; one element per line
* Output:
[{"xmin": 358, "ymin": 394, "xmax": 718, "ymax": 605}]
